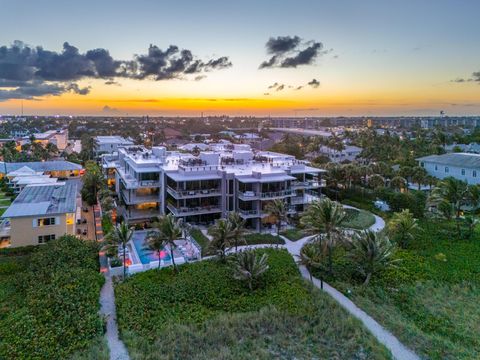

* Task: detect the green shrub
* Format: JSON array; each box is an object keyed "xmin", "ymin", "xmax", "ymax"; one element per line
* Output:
[
  {"xmin": 0, "ymin": 236, "xmax": 105, "ymax": 359},
  {"xmin": 244, "ymin": 233, "xmax": 285, "ymax": 245},
  {"xmin": 0, "ymin": 245, "xmax": 38, "ymax": 257},
  {"xmin": 280, "ymin": 228, "xmax": 307, "ymax": 241}
]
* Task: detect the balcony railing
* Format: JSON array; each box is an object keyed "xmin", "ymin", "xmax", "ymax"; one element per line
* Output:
[
  {"xmin": 238, "ymin": 209, "xmax": 262, "ymax": 218},
  {"xmin": 122, "ymin": 207, "xmax": 159, "ymax": 220},
  {"xmin": 291, "ymin": 180, "xmax": 323, "ymax": 189},
  {"xmin": 260, "ymin": 189, "xmax": 293, "ymax": 199},
  {"xmin": 167, "ymin": 204, "xmax": 222, "ymax": 216},
  {"xmin": 121, "ymin": 189, "xmax": 160, "ymax": 205},
  {"xmin": 167, "ymin": 186, "xmax": 222, "ymax": 199},
  {"xmin": 237, "ymin": 190, "xmax": 260, "ymax": 200}
]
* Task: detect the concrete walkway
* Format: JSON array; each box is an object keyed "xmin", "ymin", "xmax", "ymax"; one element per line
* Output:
[
  {"xmin": 99, "ymin": 275, "xmax": 130, "ymax": 360},
  {"xmin": 278, "ymin": 207, "xmax": 419, "ymax": 360}
]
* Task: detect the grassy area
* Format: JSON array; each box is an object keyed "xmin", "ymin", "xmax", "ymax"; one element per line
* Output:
[
  {"xmin": 0, "ymin": 237, "xmax": 108, "ymax": 359},
  {"xmin": 280, "ymin": 228, "xmax": 308, "ymax": 241},
  {"xmin": 312, "ymin": 220, "xmax": 480, "ymax": 359},
  {"xmin": 115, "ymin": 249, "xmax": 390, "ymax": 359},
  {"xmin": 189, "ymin": 227, "xmax": 210, "ymax": 256},
  {"xmin": 341, "ymin": 208, "xmax": 376, "ymax": 230},
  {"xmin": 244, "ymin": 233, "xmax": 285, "ymax": 245}
]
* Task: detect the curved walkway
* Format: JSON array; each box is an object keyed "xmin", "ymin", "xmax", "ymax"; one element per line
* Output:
[{"xmin": 279, "ymin": 207, "xmax": 419, "ymax": 360}]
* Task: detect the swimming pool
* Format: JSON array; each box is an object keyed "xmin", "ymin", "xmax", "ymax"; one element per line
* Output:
[{"xmin": 131, "ymin": 230, "xmax": 172, "ymax": 265}]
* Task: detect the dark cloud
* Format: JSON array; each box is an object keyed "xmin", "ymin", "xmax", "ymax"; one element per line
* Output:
[
  {"xmin": 451, "ymin": 71, "xmax": 480, "ymax": 84},
  {"xmin": 276, "ymin": 84, "xmax": 285, "ymax": 91},
  {"xmin": 308, "ymin": 78, "xmax": 320, "ymax": 88},
  {"xmin": 0, "ymin": 40, "xmax": 232, "ymax": 101},
  {"xmin": 268, "ymin": 82, "xmax": 279, "ymax": 89},
  {"xmin": 267, "ymin": 82, "xmax": 285, "ymax": 92},
  {"xmin": 102, "ymin": 105, "xmax": 121, "ymax": 114},
  {"xmin": 265, "ymin": 36, "xmax": 301, "ymax": 54},
  {"xmin": 295, "ymin": 86, "xmax": 303, "ymax": 90},
  {"xmin": 259, "ymin": 36, "xmax": 327, "ymax": 69}
]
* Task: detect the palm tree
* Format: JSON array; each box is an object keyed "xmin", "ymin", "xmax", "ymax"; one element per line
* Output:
[
  {"xmin": 300, "ymin": 198, "xmax": 346, "ymax": 274},
  {"xmin": 390, "ymin": 176, "xmax": 406, "ymax": 192},
  {"xmin": 265, "ymin": 199, "xmax": 288, "ymax": 238},
  {"xmin": 348, "ymin": 230, "xmax": 398, "ymax": 286},
  {"xmin": 387, "ymin": 209, "xmax": 419, "ymax": 248},
  {"xmin": 411, "ymin": 166, "xmax": 427, "ymax": 190},
  {"xmin": 208, "ymin": 218, "xmax": 233, "ymax": 261},
  {"xmin": 145, "ymin": 230, "xmax": 167, "ymax": 269},
  {"xmin": 230, "ymin": 250, "xmax": 269, "ymax": 291},
  {"xmin": 227, "ymin": 212, "xmax": 247, "ymax": 252},
  {"xmin": 368, "ymin": 174, "xmax": 385, "ymax": 190},
  {"xmin": 150, "ymin": 214, "xmax": 183, "ymax": 272},
  {"xmin": 297, "ymin": 242, "xmax": 323, "ymax": 285},
  {"xmin": 104, "ymin": 221, "xmax": 133, "ymax": 279}
]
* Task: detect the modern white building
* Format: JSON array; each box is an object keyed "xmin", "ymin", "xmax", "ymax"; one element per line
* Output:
[
  {"xmin": 32, "ymin": 129, "xmax": 69, "ymax": 150},
  {"xmin": 417, "ymin": 153, "xmax": 480, "ymax": 184},
  {"xmin": 318, "ymin": 145, "xmax": 362, "ymax": 163},
  {"xmin": 106, "ymin": 144, "xmax": 326, "ymax": 231},
  {"xmin": 95, "ymin": 136, "xmax": 134, "ymax": 156}
]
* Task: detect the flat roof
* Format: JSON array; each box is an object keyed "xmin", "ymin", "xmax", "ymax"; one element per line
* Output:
[
  {"xmin": 3, "ymin": 183, "xmax": 77, "ymax": 218},
  {"xmin": 417, "ymin": 153, "xmax": 480, "ymax": 169},
  {"xmin": 96, "ymin": 136, "xmax": 134, "ymax": 145}
]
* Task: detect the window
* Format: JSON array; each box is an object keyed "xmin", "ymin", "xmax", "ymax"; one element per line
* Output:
[
  {"xmin": 38, "ymin": 234, "xmax": 56, "ymax": 244},
  {"xmin": 445, "ymin": 167, "xmax": 449, "ymax": 173},
  {"xmin": 420, "ymin": 162, "xmax": 425, "ymax": 168},
  {"xmin": 461, "ymin": 169, "xmax": 466, "ymax": 176},
  {"xmin": 37, "ymin": 217, "xmax": 56, "ymax": 227},
  {"xmin": 474, "ymin": 171, "xmax": 477, "ymax": 178},
  {"xmin": 434, "ymin": 165, "xmax": 438, "ymax": 171}
]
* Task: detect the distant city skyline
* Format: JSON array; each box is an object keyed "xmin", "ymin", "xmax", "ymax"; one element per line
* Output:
[{"xmin": 0, "ymin": 0, "xmax": 479, "ymax": 116}]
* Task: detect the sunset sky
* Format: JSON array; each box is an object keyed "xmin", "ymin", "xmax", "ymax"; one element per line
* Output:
[{"xmin": 0, "ymin": 0, "xmax": 479, "ymax": 116}]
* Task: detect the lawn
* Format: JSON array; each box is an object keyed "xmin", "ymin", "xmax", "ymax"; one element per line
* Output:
[
  {"xmin": 189, "ymin": 227, "xmax": 210, "ymax": 256},
  {"xmin": 115, "ymin": 249, "xmax": 390, "ymax": 359},
  {"xmin": 341, "ymin": 207, "xmax": 376, "ymax": 230},
  {"xmin": 280, "ymin": 228, "xmax": 308, "ymax": 241},
  {"xmin": 312, "ymin": 220, "xmax": 480, "ymax": 359},
  {"xmin": 0, "ymin": 237, "xmax": 108, "ymax": 359},
  {"xmin": 244, "ymin": 232, "xmax": 285, "ymax": 245}
]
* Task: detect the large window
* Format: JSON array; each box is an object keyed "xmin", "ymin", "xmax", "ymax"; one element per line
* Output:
[
  {"xmin": 37, "ymin": 217, "xmax": 56, "ymax": 227},
  {"xmin": 38, "ymin": 234, "xmax": 56, "ymax": 244}
]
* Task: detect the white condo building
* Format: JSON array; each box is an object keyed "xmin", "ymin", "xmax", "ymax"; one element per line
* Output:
[{"xmin": 105, "ymin": 144, "xmax": 325, "ymax": 231}]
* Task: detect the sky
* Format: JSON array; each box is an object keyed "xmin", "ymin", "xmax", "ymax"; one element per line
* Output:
[{"xmin": 0, "ymin": 0, "xmax": 479, "ymax": 117}]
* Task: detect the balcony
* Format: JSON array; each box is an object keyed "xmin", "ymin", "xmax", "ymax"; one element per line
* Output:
[
  {"xmin": 291, "ymin": 180, "xmax": 323, "ymax": 189},
  {"xmin": 121, "ymin": 189, "xmax": 160, "ymax": 205},
  {"xmin": 260, "ymin": 189, "xmax": 293, "ymax": 200},
  {"xmin": 118, "ymin": 168, "xmax": 160, "ymax": 189},
  {"xmin": 122, "ymin": 207, "xmax": 159, "ymax": 221},
  {"xmin": 238, "ymin": 190, "xmax": 260, "ymax": 201},
  {"xmin": 167, "ymin": 204, "xmax": 222, "ymax": 217},
  {"xmin": 238, "ymin": 209, "xmax": 263, "ymax": 218},
  {"xmin": 167, "ymin": 186, "xmax": 222, "ymax": 199}
]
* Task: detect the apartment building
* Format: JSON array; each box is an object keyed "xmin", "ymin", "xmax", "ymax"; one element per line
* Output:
[
  {"xmin": 1, "ymin": 183, "xmax": 77, "ymax": 247},
  {"xmin": 317, "ymin": 145, "xmax": 363, "ymax": 163},
  {"xmin": 33, "ymin": 129, "xmax": 69, "ymax": 150},
  {"xmin": 108, "ymin": 144, "xmax": 325, "ymax": 231}
]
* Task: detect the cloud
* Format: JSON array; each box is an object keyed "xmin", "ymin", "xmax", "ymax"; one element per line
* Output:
[
  {"xmin": 102, "ymin": 105, "xmax": 121, "ymax": 114},
  {"xmin": 259, "ymin": 36, "xmax": 327, "ymax": 69},
  {"xmin": 0, "ymin": 40, "xmax": 232, "ymax": 101},
  {"xmin": 307, "ymin": 78, "xmax": 320, "ymax": 88},
  {"xmin": 267, "ymin": 82, "xmax": 286, "ymax": 92},
  {"xmin": 451, "ymin": 71, "xmax": 480, "ymax": 84}
]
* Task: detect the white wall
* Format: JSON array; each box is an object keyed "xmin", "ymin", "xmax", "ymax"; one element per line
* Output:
[{"xmin": 421, "ymin": 161, "xmax": 480, "ymax": 184}]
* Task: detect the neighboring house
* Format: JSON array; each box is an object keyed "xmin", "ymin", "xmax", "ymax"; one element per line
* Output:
[
  {"xmin": 417, "ymin": 153, "xmax": 480, "ymax": 184},
  {"xmin": 110, "ymin": 144, "xmax": 326, "ymax": 231},
  {"xmin": 95, "ymin": 136, "xmax": 134, "ymax": 156},
  {"xmin": 1, "ymin": 183, "xmax": 77, "ymax": 247},
  {"xmin": 444, "ymin": 142, "xmax": 480, "ymax": 154},
  {"xmin": 0, "ymin": 161, "xmax": 83, "ymax": 179},
  {"xmin": 318, "ymin": 145, "xmax": 363, "ymax": 163},
  {"xmin": 32, "ymin": 129, "xmax": 69, "ymax": 150}
]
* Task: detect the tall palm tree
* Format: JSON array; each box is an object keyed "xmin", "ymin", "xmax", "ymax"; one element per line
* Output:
[
  {"xmin": 227, "ymin": 211, "xmax": 247, "ymax": 252},
  {"xmin": 265, "ymin": 199, "xmax": 288, "ymax": 238},
  {"xmin": 348, "ymin": 230, "xmax": 398, "ymax": 286},
  {"xmin": 104, "ymin": 221, "xmax": 133, "ymax": 279},
  {"xmin": 144, "ymin": 230, "xmax": 167, "ymax": 269},
  {"xmin": 208, "ymin": 218, "xmax": 233, "ymax": 261},
  {"xmin": 300, "ymin": 198, "xmax": 346, "ymax": 274},
  {"xmin": 411, "ymin": 166, "xmax": 427, "ymax": 190},
  {"xmin": 230, "ymin": 250, "xmax": 269, "ymax": 291},
  {"xmin": 387, "ymin": 209, "xmax": 419, "ymax": 248},
  {"xmin": 151, "ymin": 214, "xmax": 183, "ymax": 272},
  {"xmin": 368, "ymin": 174, "xmax": 385, "ymax": 190}
]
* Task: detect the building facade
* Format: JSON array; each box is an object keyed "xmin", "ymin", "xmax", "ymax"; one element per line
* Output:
[
  {"xmin": 418, "ymin": 153, "xmax": 480, "ymax": 184},
  {"xmin": 1, "ymin": 183, "xmax": 77, "ymax": 247},
  {"xmin": 106, "ymin": 145, "xmax": 325, "ymax": 231}
]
